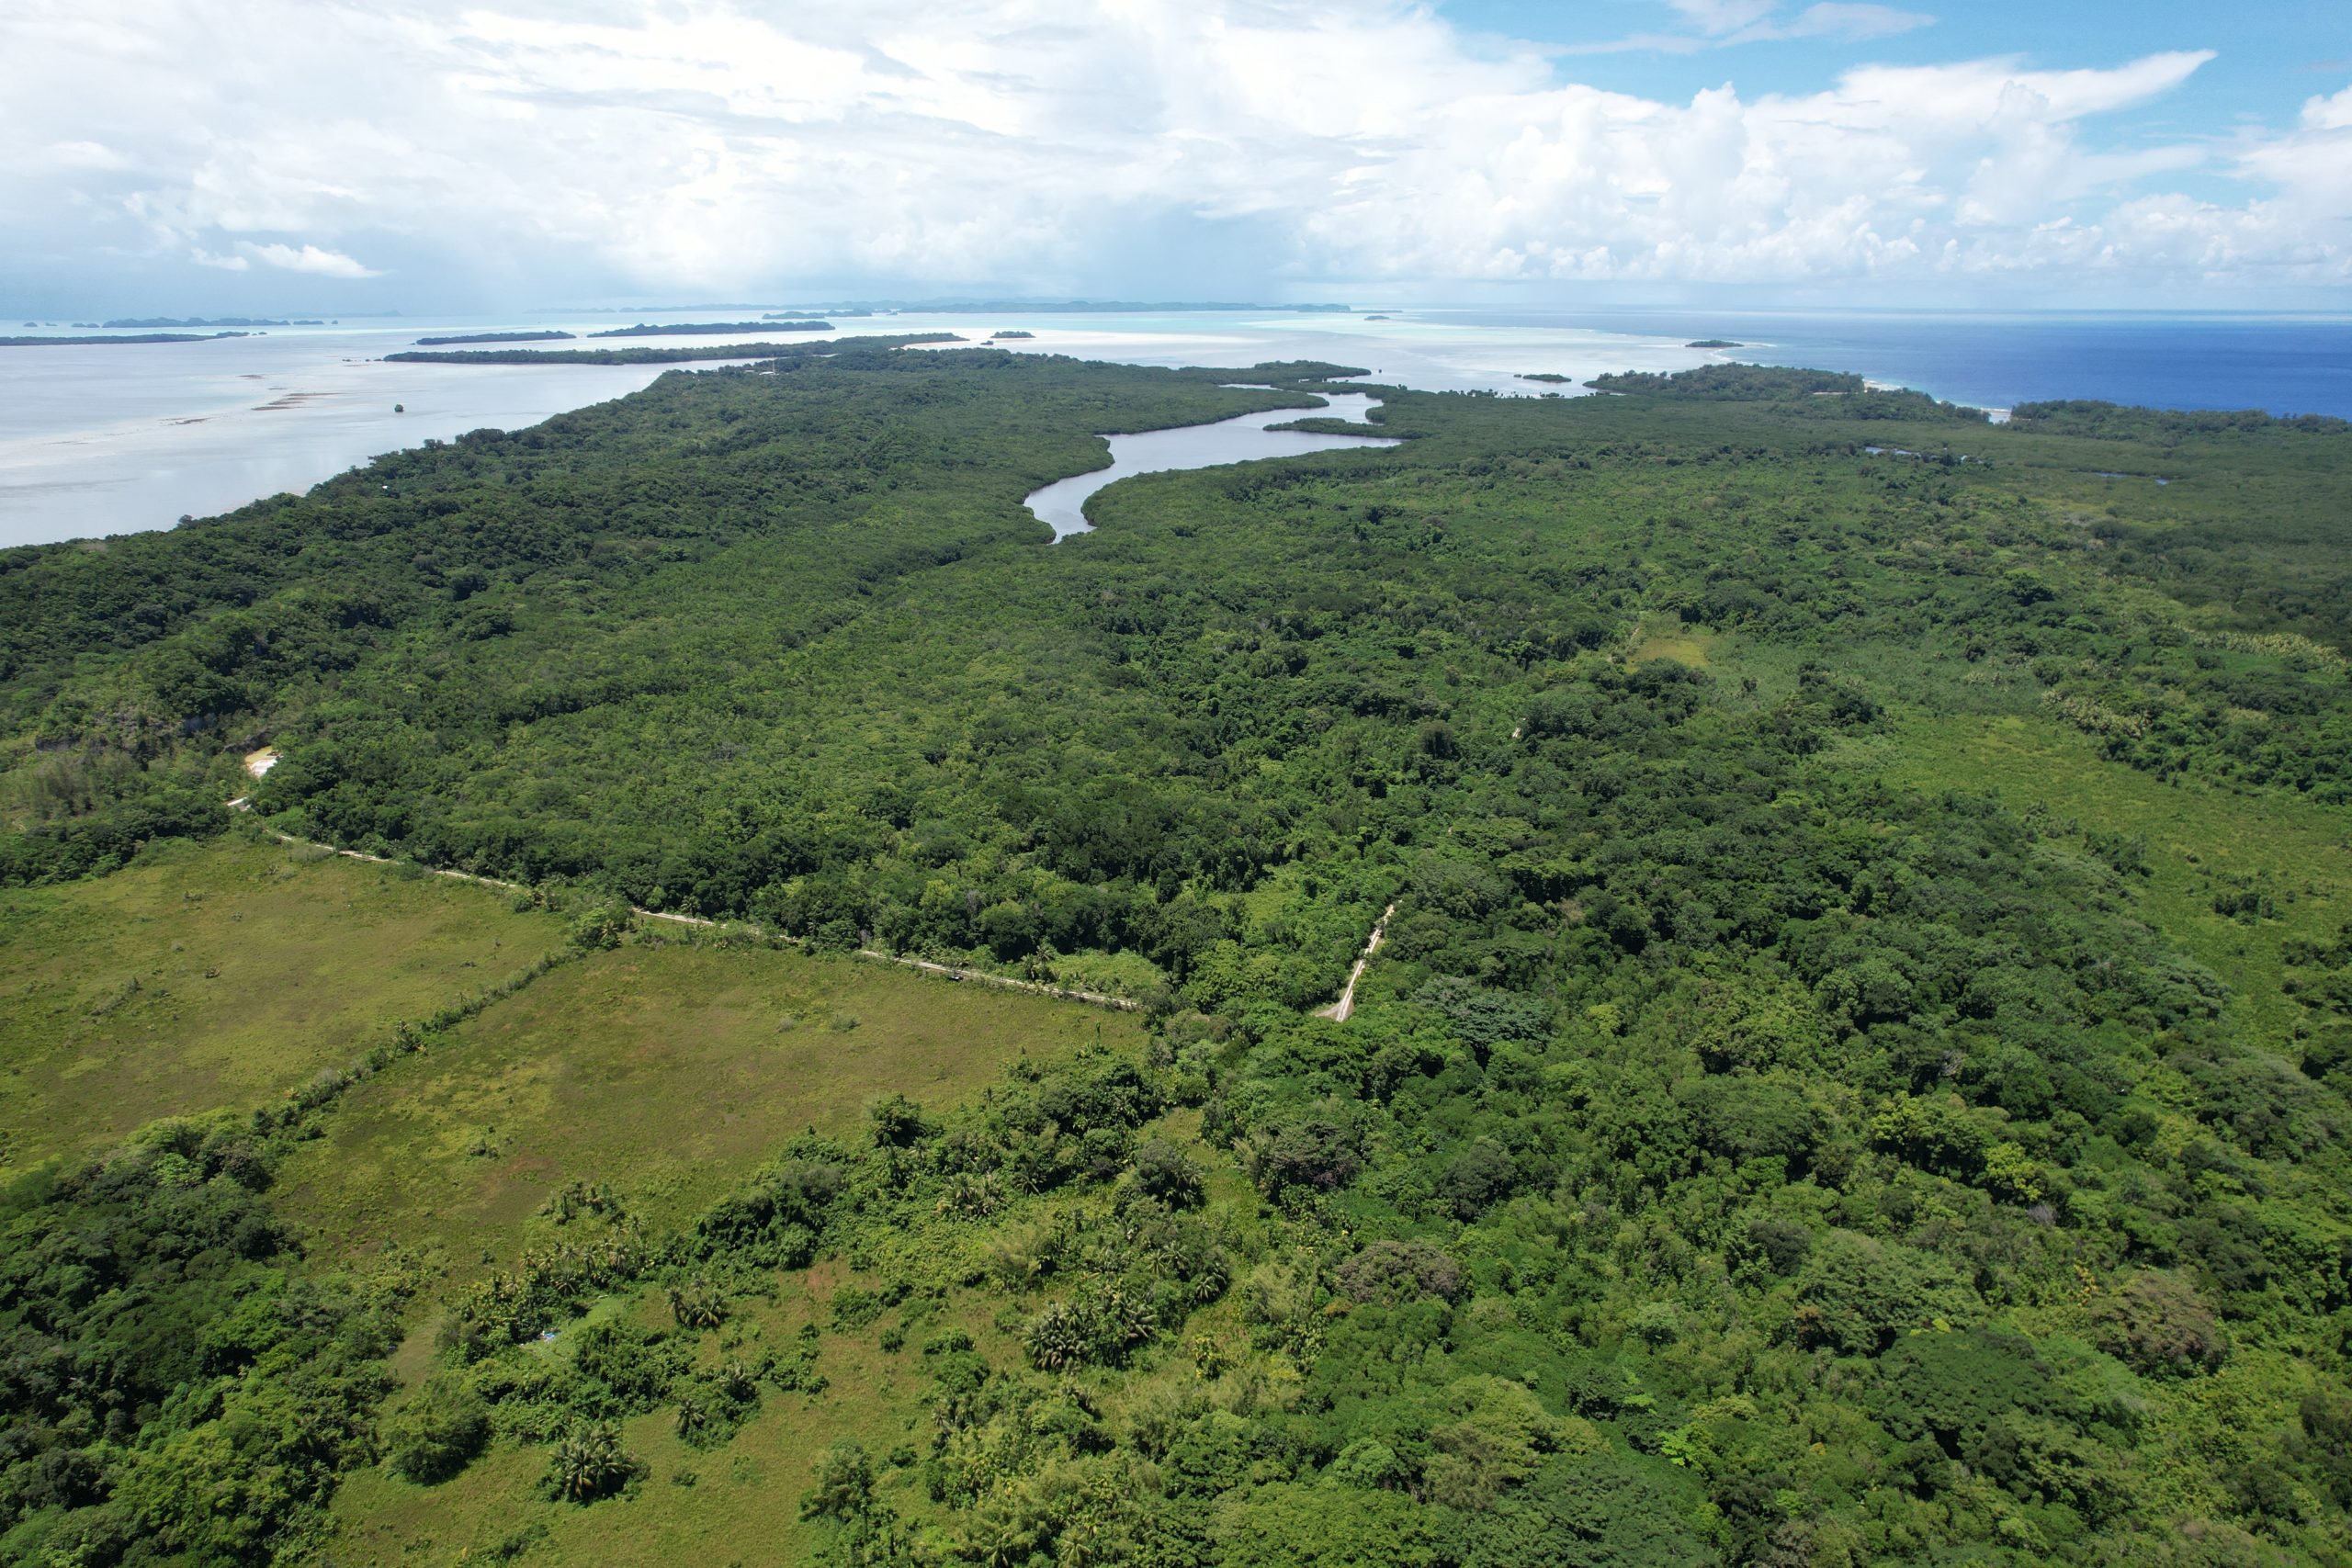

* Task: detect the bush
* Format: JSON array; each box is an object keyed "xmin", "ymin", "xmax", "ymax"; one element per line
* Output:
[
  {"xmin": 1131, "ymin": 1138, "xmax": 1205, "ymax": 1208},
  {"xmin": 384, "ymin": 1376, "xmax": 492, "ymax": 1484}
]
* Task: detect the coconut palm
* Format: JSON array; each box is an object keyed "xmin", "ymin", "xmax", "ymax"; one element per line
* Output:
[{"xmin": 547, "ymin": 1421, "xmax": 632, "ymax": 1502}]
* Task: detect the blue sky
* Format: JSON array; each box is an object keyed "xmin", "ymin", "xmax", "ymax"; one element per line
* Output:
[
  {"xmin": 3, "ymin": 0, "xmax": 2347, "ymax": 313},
  {"xmin": 1442, "ymin": 0, "xmax": 2352, "ymax": 206}
]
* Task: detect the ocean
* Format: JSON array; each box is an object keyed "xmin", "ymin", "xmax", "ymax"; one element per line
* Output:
[
  {"xmin": 1, "ymin": 308, "xmax": 2344, "ymax": 549},
  {"xmin": 1446, "ymin": 308, "xmax": 2352, "ymax": 423}
]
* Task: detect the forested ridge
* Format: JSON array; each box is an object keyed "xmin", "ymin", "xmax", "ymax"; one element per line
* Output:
[{"xmin": 2, "ymin": 347, "xmax": 2349, "ymax": 1566}]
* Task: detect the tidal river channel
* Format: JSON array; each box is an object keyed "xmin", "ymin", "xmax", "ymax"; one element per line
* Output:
[{"xmin": 1022, "ymin": 389, "xmax": 1398, "ymax": 540}]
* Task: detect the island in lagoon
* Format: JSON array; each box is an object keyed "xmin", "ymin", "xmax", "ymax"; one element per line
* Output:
[
  {"xmin": 0, "ymin": 331, "xmax": 252, "ymax": 346},
  {"xmin": 586, "ymin": 319, "xmax": 831, "ymax": 337},
  {"xmin": 95, "ymin": 315, "xmax": 299, "ymax": 328},
  {"xmin": 385, "ymin": 331, "xmax": 957, "ymax": 365},
  {"xmin": 412, "ymin": 330, "xmax": 579, "ymax": 346},
  {"xmin": 1687, "ymin": 337, "xmax": 1746, "ymax": 348}
]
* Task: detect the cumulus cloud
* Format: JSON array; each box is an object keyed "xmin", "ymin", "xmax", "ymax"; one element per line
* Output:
[
  {"xmin": 241, "ymin": 242, "xmax": 382, "ymax": 277},
  {"xmin": 0, "ymin": 0, "xmax": 2344, "ymax": 304}
]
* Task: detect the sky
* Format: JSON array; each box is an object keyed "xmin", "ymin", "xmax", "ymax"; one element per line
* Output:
[{"xmin": 3, "ymin": 0, "xmax": 2348, "ymax": 315}]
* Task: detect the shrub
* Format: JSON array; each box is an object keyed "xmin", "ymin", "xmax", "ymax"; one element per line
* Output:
[
  {"xmin": 1131, "ymin": 1138, "xmax": 1205, "ymax": 1208},
  {"xmin": 383, "ymin": 1376, "xmax": 491, "ymax": 1484}
]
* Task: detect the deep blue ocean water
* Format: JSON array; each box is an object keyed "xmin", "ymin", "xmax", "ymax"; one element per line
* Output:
[{"xmin": 1440, "ymin": 309, "xmax": 2352, "ymax": 419}]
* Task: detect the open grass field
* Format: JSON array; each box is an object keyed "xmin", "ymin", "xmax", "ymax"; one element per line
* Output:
[
  {"xmin": 1853, "ymin": 711, "xmax": 2352, "ymax": 1058},
  {"xmin": 271, "ymin": 938, "xmax": 1145, "ymax": 1281},
  {"xmin": 0, "ymin": 833, "xmax": 565, "ymax": 1177}
]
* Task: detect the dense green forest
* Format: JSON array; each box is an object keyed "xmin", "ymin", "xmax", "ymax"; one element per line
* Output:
[{"xmin": 3, "ymin": 346, "xmax": 2349, "ymax": 1566}]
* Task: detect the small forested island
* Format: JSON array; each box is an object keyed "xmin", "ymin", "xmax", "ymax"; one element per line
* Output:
[
  {"xmin": 0, "ymin": 330, "xmax": 251, "ymax": 346},
  {"xmin": 781, "ymin": 298, "xmax": 1350, "ymax": 314},
  {"xmin": 988, "ymin": 329, "xmax": 1035, "ymax": 339},
  {"xmin": 1686, "ymin": 337, "xmax": 1744, "ymax": 348},
  {"xmin": 1517, "ymin": 371, "xmax": 1573, "ymax": 383},
  {"xmin": 5, "ymin": 348, "xmax": 2351, "ymax": 1567},
  {"xmin": 412, "ymin": 330, "xmax": 578, "ymax": 346},
  {"xmin": 586, "ymin": 319, "xmax": 831, "ymax": 337},
  {"xmin": 386, "ymin": 331, "xmax": 954, "ymax": 365},
  {"xmin": 98, "ymin": 315, "xmax": 293, "ymax": 328}
]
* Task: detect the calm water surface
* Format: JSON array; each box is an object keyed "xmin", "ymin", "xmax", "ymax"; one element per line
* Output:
[{"xmin": 1023, "ymin": 391, "xmax": 1399, "ymax": 540}]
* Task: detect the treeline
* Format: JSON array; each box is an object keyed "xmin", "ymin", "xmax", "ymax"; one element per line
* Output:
[
  {"xmin": 413, "ymin": 331, "xmax": 577, "ymax": 346},
  {"xmin": 2008, "ymin": 399, "xmax": 2352, "ymax": 440},
  {"xmin": 585, "ymin": 320, "xmax": 831, "ymax": 337},
  {"xmin": 383, "ymin": 332, "xmax": 953, "ymax": 365}
]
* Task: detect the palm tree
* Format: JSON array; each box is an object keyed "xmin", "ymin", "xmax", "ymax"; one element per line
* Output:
[
  {"xmin": 667, "ymin": 1276, "xmax": 727, "ymax": 1329},
  {"xmin": 548, "ymin": 1421, "xmax": 632, "ymax": 1502}
]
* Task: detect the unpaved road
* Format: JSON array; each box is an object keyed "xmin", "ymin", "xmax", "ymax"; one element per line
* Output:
[{"xmin": 1317, "ymin": 901, "xmax": 1398, "ymax": 1022}]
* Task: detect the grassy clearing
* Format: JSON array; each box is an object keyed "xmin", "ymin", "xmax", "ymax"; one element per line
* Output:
[
  {"xmin": 272, "ymin": 940, "xmax": 1144, "ymax": 1281},
  {"xmin": 0, "ymin": 834, "xmax": 564, "ymax": 1176},
  {"xmin": 1853, "ymin": 712, "xmax": 2352, "ymax": 1055},
  {"xmin": 1628, "ymin": 618, "xmax": 1715, "ymax": 669}
]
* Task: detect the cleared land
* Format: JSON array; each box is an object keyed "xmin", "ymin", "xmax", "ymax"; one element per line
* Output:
[
  {"xmin": 0, "ymin": 834, "xmax": 563, "ymax": 1176},
  {"xmin": 273, "ymin": 939, "xmax": 1142, "ymax": 1278}
]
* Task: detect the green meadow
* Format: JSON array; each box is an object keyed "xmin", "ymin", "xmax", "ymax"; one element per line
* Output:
[{"xmin": 0, "ymin": 834, "xmax": 562, "ymax": 1177}]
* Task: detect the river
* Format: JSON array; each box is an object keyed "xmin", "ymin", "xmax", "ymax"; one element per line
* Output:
[{"xmin": 1022, "ymin": 390, "xmax": 1399, "ymax": 540}]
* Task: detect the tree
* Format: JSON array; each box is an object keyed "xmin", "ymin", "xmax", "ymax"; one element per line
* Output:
[
  {"xmin": 383, "ymin": 1376, "xmax": 491, "ymax": 1484},
  {"xmin": 546, "ymin": 1422, "xmax": 635, "ymax": 1502},
  {"xmin": 2095, "ymin": 1271, "xmax": 2229, "ymax": 1375}
]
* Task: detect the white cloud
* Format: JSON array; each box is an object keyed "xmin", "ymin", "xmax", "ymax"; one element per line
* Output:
[
  {"xmin": 189, "ymin": 247, "xmax": 249, "ymax": 270},
  {"xmin": 0, "ymin": 0, "xmax": 2343, "ymax": 303},
  {"xmin": 240, "ymin": 242, "xmax": 382, "ymax": 277}
]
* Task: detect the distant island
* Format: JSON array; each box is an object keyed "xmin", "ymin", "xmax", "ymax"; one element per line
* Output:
[
  {"xmin": 1687, "ymin": 338, "xmax": 1745, "ymax": 348},
  {"xmin": 413, "ymin": 330, "xmax": 578, "ymax": 346},
  {"xmin": 586, "ymin": 320, "xmax": 831, "ymax": 338},
  {"xmin": 989, "ymin": 330, "xmax": 1035, "ymax": 340},
  {"xmin": 777, "ymin": 298, "xmax": 1350, "ymax": 315},
  {"xmin": 772, "ymin": 309, "xmax": 868, "ymax": 319},
  {"xmin": 1, "ymin": 331, "xmax": 252, "ymax": 346},
  {"xmin": 90, "ymin": 316, "xmax": 303, "ymax": 329},
  {"xmin": 1517, "ymin": 372, "xmax": 1574, "ymax": 384},
  {"xmin": 386, "ymin": 332, "xmax": 957, "ymax": 366}
]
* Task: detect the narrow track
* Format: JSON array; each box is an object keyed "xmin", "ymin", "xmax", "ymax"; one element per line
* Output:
[{"xmin": 1316, "ymin": 901, "xmax": 1398, "ymax": 1022}]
